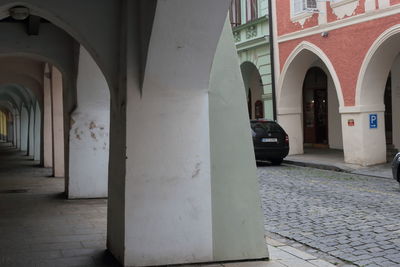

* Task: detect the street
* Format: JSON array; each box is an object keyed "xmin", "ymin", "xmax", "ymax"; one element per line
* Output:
[{"xmin": 259, "ymin": 164, "xmax": 400, "ymax": 267}]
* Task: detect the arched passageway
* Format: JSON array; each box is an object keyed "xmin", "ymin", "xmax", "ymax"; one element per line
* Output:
[
  {"xmin": 0, "ymin": 1, "xmax": 267, "ymax": 266},
  {"xmin": 278, "ymin": 42, "xmax": 343, "ymax": 155},
  {"xmin": 241, "ymin": 62, "xmax": 265, "ymax": 119},
  {"xmin": 347, "ymin": 25, "xmax": 400, "ymax": 165}
]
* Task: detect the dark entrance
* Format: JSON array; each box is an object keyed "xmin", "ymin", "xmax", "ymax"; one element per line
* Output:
[
  {"xmin": 384, "ymin": 73, "xmax": 392, "ymax": 145},
  {"xmin": 303, "ymin": 67, "xmax": 328, "ymax": 147}
]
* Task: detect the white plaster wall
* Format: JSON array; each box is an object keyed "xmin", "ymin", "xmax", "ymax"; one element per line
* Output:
[
  {"xmin": 20, "ymin": 106, "xmax": 28, "ymax": 152},
  {"xmin": 28, "ymin": 106, "xmax": 35, "ymax": 157},
  {"xmin": 391, "ymin": 55, "xmax": 400, "ymax": 150},
  {"xmin": 34, "ymin": 102, "xmax": 41, "ymax": 161},
  {"xmin": 278, "ymin": 113, "xmax": 303, "ymax": 155},
  {"xmin": 68, "ymin": 47, "xmax": 110, "ymax": 199},
  {"xmin": 341, "ymin": 111, "xmax": 386, "ymax": 166}
]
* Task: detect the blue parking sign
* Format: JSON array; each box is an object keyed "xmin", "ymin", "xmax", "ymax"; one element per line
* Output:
[{"xmin": 370, "ymin": 114, "xmax": 378, "ymax": 129}]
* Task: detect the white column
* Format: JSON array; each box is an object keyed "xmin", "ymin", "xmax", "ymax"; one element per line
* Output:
[
  {"xmin": 34, "ymin": 102, "xmax": 41, "ymax": 161},
  {"xmin": 0, "ymin": 112, "xmax": 4, "ymax": 141},
  {"xmin": 341, "ymin": 109, "xmax": 386, "ymax": 166},
  {"xmin": 7, "ymin": 113, "xmax": 13, "ymax": 143},
  {"xmin": 15, "ymin": 113, "xmax": 20, "ymax": 149},
  {"xmin": 51, "ymin": 66, "xmax": 65, "ymax": 177},
  {"xmin": 28, "ymin": 106, "xmax": 35, "ymax": 157},
  {"xmin": 43, "ymin": 65, "xmax": 53, "ymax": 168},
  {"xmin": 20, "ymin": 106, "xmax": 29, "ymax": 152},
  {"xmin": 278, "ymin": 111, "xmax": 304, "ymax": 155},
  {"xmin": 68, "ymin": 47, "xmax": 110, "ymax": 199},
  {"xmin": 13, "ymin": 112, "xmax": 17, "ymax": 147},
  {"xmin": 107, "ymin": 2, "xmax": 267, "ymax": 266}
]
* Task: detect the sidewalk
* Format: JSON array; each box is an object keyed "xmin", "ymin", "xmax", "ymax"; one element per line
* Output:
[
  {"xmin": 284, "ymin": 148, "xmax": 392, "ymax": 179},
  {"xmin": 197, "ymin": 237, "xmax": 344, "ymax": 267}
]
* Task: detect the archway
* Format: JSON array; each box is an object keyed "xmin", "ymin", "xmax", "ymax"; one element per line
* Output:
[
  {"xmin": 0, "ymin": 2, "xmax": 268, "ymax": 267},
  {"xmin": 278, "ymin": 42, "xmax": 343, "ymax": 155},
  {"xmin": 303, "ymin": 67, "xmax": 328, "ymax": 147},
  {"xmin": 241, "ymin": 61, "xmax": 265, "ymax": 119},
  {"xmin": 354, "ymin": 25, "xmax": 400, "ymax": 165}
]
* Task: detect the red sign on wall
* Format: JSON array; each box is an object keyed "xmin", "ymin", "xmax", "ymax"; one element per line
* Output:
[{"xmin": 348, "ymin": 119, "xmax": 355, "ymax": 127}]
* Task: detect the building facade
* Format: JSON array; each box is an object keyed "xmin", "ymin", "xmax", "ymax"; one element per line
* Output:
[
  {"xmin": 272, "ymin": 0, "xmax": 400, "ymax": 166},
  {"xmin": 230, "ymin": 0, "xmax": 274, "ymax": 120}
]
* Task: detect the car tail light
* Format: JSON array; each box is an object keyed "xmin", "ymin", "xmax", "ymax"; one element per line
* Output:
[{"xmin": 285, "ymin": 135, "xmax": 289, "ymax": 144}]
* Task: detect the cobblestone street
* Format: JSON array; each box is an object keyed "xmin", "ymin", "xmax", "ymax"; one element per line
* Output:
[{"xmin": 259, "ymin": 164, "xmax": 400, "ymax": 266}]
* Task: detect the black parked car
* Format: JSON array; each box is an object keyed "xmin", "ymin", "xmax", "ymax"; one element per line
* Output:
[
  {"xmin": 392, "ymin": 152, "xmax": 400, "ymax": 184},
  {"xmin": 250, "ymin": 120, "xmax": 289, "ymax": 165}
]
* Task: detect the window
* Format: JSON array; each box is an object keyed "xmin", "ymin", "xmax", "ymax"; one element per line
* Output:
[
  {"xmin": 293, "ymin": 0, "xmax": 317, "ymax": 15},
  {"xmin": 246, "ymin": 0, "xmax": 258, "ymax": 22},
  {"xmin": 229, "ymin": 0, "xmax": 242, "ymax": 27}
]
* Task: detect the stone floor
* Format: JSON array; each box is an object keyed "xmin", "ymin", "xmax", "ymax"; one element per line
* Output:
[
  {"xmin": 259, "ymin": 164, "xmax": 400, "ymax": 267},
  {"xmin": 0, "ymin": 143, "xmax": 119, "ymax": 267},
  {"xmin": 0, "ymin": 142, "xmax": 337, "ymax": 267}
]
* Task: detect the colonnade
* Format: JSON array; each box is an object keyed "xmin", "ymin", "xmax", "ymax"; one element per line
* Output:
[{"xmin": 0, "ymin": 1, "xmax": 268, "ymax": 266}]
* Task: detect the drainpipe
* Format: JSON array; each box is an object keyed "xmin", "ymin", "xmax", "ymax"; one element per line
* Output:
[{"xmin": 267, "ymin": 0, "xmax": 277, "ymax": 121}]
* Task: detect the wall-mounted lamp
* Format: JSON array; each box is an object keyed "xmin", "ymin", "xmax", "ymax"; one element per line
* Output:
[
  {"xmin": 9, "ymin": 6, "xmax": 30, "ymax": 20},
  {"xmin": 321, "ymin": 31, "xmax": 329, "ymax": 38}
]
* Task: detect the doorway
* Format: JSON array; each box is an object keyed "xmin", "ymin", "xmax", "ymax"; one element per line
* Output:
[
  {"xmin": 384, "ymin": 73, "xmax": 392, "ymax": 145},
  {"xmin": 303, "ymin": 67, "xmax": 328, "ymax": 147}
]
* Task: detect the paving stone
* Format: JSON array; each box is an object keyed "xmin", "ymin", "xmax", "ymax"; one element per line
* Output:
[
  {"xmin": 278, "ymin": 246, "xmax": 317, "ymax": 260},
  {"xmin": 258, "ymin": 165, "xmax": 400, "ymax": 266}
]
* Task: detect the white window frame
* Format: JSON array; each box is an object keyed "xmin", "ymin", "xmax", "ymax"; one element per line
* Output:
[{"xmin": 291, "ymin": 0, "xmax": 318, "ymax": 16}]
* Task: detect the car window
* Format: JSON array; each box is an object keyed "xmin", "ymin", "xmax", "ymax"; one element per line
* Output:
[{"xmin": 251, "ymin": 121, "xmax": 282, "ymax": 132}]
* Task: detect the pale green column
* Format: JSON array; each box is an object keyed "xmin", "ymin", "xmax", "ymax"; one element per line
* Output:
[{"xmin": 209, "ymin": 17, "xmax": 268, "ymax": 261}]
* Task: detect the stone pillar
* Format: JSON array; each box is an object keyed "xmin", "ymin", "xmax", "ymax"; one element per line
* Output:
[
  {"xmin": 0, "ymin": 112, "xmax": 4, "ymax": 141},
  {"xmin": 277, "ymin": 111, "xmax": 303, "ymax": 155},
  {"xmin": 7, "ymin": 113, "xmax": 13, "ymax": 143},
  {"xmin": 51, "ymin": 66, "xmax": 65, "ymax": 177},
  {"xmin": 341, "ymin": 109, "xmax": 386, "ymax": 166},
  {"xmin": 20, "ymin": 106, "xmax": 29, "ymax": 152},
  {"xmin": 34, "ymin": 102, "xmax": 41, "ymax": 161},
  {"xmin": 15, "ymin": 112, "xmax": 20, "ymax": 149},
  {"xmin": 107, "ymin": 2, "xmax": 267, "ymax": 266},
  {"xmin": 12, "ymin": 112, "xmax": 17, "ymax": 147},
  {"xmin": 43, "ymin": 65, "xmax": 53, "ymax": 168},
  {"xmin": 67, "ymin": 47, "xmax": 110, "ymax": 199},
  {"xmin": 209, "ymin": 18, "xmax": 268, "ymax": 261},
  {"xmin": 28, "ymin": 107, "xmax": 35, "ymax": 157}
]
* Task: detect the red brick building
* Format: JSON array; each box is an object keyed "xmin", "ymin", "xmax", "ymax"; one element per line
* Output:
[{"xmin": 272, "ymin": 0, "xmax": 400, "ymax": 165}]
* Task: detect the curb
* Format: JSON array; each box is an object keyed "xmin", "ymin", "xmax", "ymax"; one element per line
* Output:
[
  {"xmin": 283, "ymin": 159, "xmax": 393, "ymax": 180},
  {"xmin": 283, "ymin": 160, "xmax": 347, "ymax": 173}
]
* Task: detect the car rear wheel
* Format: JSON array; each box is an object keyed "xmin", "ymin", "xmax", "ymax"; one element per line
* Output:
[{"xmin": 270, "ymin": 159, "xmax": 283, "ymax": 166}]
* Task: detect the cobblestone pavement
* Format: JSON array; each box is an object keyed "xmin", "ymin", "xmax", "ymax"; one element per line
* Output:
[{"xmin": 258, "ymin": 164, "xmax": 400, "ymax": 267}]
